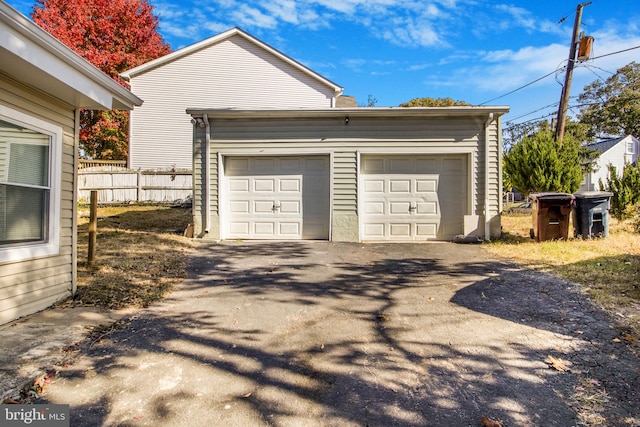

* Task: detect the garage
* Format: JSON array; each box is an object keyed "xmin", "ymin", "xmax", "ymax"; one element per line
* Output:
[
  {"xmin": 221, "ymin": 155, "xmax": 330, "ymax": 239},
  {"xmin": 360, "ymin": 155, "xmax": 467, "ymax": 241},
  {"xmin": 190, "ymin": 107, "xmax": 508, "ymax": 242}
]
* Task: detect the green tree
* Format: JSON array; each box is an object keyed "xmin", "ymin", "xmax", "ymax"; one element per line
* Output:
[
  {"xmin": 503, "ymin": 129, "xmax": 583, "ymax": 195},
  {"xmin": 399, "ymin": 97, "xmax": 470, "ymax": 107},
  {"xmin": 32, "ymin": 0, "xmax": 171, "ymax": 159},
  {"xmin": 577, "ymin": 61, "xmax": 640, "ymax": 139},
  {"xmin": 600, "ymin": 163, "xmax": 640, "ymax": 220}
]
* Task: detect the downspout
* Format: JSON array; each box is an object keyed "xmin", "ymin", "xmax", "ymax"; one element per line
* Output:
[
  {"xmin": 71, "ymin": 108, "xmax": 80, "ymax": 295},
  {"xmin": 203, "ymin": 113, "xmax": 210, "ymax": 235},
  {"xmin": 484, "ymin": 113, "xmax": 494, "ymax": 241}
]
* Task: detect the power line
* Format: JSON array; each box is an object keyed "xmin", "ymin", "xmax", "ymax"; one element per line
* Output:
[
  {"xmin": 478, "ymin": 44, "xmax": 640, "ymax": 107},
  {"xmin": 508, "ymin": 101, "xmax": 560, "ymax": 122},
  {"xmin": 590, "ymin": 44, "xmax": 640, "ymax": 60},
  {"xmin": 477, "ymin": 70, "xmax": 556, "ymax": 105}
]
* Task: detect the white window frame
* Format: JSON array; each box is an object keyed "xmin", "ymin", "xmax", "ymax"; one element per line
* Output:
[
  {"xmin": 626, "ymin": 140, "xmax": 635, "ymax": 155},
  {"xmin": 0, "ymin": 104, "xmax": 62, "ymax": 263}
]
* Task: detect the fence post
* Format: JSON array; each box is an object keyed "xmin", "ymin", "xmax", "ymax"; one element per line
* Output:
[
  {"xmin": 137, "ymin": 169, "xmax": 142, "ymax": 202},
  {"xmin": 88, "ymin": 190, "xmax": 97, "ymax": 266}
]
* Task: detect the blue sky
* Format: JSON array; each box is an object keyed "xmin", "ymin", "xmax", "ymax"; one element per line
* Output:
[{"xmin": 7, "ymin": 0, "xmax": 640, "ymax": 129}]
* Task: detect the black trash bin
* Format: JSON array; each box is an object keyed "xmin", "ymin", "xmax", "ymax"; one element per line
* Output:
[
  {"xmin": 529, "ymin": 192, "xmax": 574, "ymax": 242},
  {"xmin": 572, "ymin": 191, "xmax": 613, "ymax": 239}
]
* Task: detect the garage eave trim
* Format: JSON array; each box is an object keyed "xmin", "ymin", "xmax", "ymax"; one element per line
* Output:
[{"xmin": 187, "ymin": 107, "xmax": 510, "ymax": 120}]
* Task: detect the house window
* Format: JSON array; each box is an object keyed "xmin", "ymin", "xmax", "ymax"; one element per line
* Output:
[
  {"xmin": 0, "ymin": 106, "xmax": 61, "ymax": 263},
  {"xmin": 626, "ymin": 140, "xmax": 635, "ymax": 154}
]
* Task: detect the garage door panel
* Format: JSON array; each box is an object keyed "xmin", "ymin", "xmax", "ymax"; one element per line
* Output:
[
  {"xmin": 364, "ymin": 180, "xmax": 384, "ymax": 193},
  {"xmin": 365, "ymin": 201, "xmax": 384, "ymax": 214},
  {"xmin": 388, "ymin": 158, "xmax": 411, "ymax": 172},
  {"xmin": 254, "ymin": 179, "xmax": 275, "ymax": 192},
  {"xmin": 227, "ymin": 158, "xmax": 249, "ymax": 172},
  {"xmin": 254, "ymin": 222, "xmax": 275, "ymax": 235},
  {"xmin": 279, "ymin": 222, "xmax": 301, "ymax": 235},
  {"xmin": 390, "ymin": 179, "xmax": 411, "ymax": 193},
  {"xmin": 229, "ymin": 179, "xmax": 249, "ymax": 192},
  {"xmin": 416, "ymin": 201, "xmax": 438, "ymax": 215},
  {"xmin": 280, "ymin": 179, "xmax": 300, "ymax": 192},
  {"xmin": 416, "ymin": 178, "xmax": 437, "ymax": 193},
  {"xmin": 390, "ymin": 202, "xmax": 410, "ymax": 215},
  {"xmin": 389, "ymin": 223, "xmax": 411, "ymax": 237},
  {"xmin": 254, "ymin": 201, "xmax": 274, "ymax": 214},
  {"xmin": 443, "ymin": 158, "xmax": 464, "ymax": 172},
  {"xmin": 229, "ymin": 222, "xmax": 250, "ymax": 235},
  {"xmin": 361, "ymin": 155, "xmax": 466, "ymax": 241},
  {"xmin": 364, "ymin": 223, "xmax": 385, "ymax": 237},
  {"xmin": 306, "ymin": 158, "xmax": 327, "ymax": 171},
  {"xmin": 415, "ymin": 159, "xmax": 438, "ymax": 173},
  {"xmin": 223, "ymin": 156, "xmax": 329, "ymax": 240},
  {"xmin": 362, "ymin": 158, "xmax": 384, "ymax": 173},
  {"xmin": 280, "ymin": 158, "xmax": 301, "ymax": 171},
  {"xmin": 254, "ymin": 158, "xmax": 276, "ymax": 171},
  {"xmin": 229, "ymin": 201, "xmax": 250, "ymax": 214},
  {"xmin": 280, "ymin": 201, "xmax": 301, "ymax": 214},
  {"xmin": 416, "ymin": 223, "xmax": 437, "ymax": 238}
]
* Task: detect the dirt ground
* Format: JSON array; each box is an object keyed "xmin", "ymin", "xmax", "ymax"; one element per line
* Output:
[{"xmin": 16, "ymin": 241, "xmax": 637, "ymax": 426}]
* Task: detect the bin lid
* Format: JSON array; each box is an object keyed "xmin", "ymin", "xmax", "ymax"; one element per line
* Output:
[
  {"xmin": 530, "ymin": 192, "xmax": 574, "ymax": 201},
  {"xmin": 573, "ymin": 191, "xmax": 614, "ymax": 199}
]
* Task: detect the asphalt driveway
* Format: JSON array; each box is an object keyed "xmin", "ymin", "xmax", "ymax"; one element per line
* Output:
[{"xmin": 34, "ymin": 241, "xmax": 639, "ymax": 426}]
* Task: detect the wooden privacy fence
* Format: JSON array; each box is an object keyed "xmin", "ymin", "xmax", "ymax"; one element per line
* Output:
[{"xmin": 78, "ymin": 161, "xmax": 192, "ymax": 203}]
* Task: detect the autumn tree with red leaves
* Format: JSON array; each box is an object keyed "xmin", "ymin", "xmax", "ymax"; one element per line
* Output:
[{"xmin": 32, "ymin": 0, "xmax": 171, "ymax": 160}]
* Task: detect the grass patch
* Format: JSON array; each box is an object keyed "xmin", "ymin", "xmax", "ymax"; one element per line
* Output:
[
  {"xmin": 70, "ymin": 205, "xmax": 195, "ymax": 309},
  {"xmin": 487, "ymin": 214, "xmax": 640, "ymax": 335}
]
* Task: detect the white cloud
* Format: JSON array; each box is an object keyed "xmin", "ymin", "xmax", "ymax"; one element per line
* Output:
[
  {"xmin": 382, "ymin": 18, "xmax": 445, "ymax": 47},
  {"xmin": 408, "ymin": 63, "xmax": 433, "ymax": 71},
  {"xmin": 231, "ymin": 5, "xmax": 278, "ymax": 29},
  {"xmin": 263, "ymin": 0, "xmax": 299, "ymax": 25}
]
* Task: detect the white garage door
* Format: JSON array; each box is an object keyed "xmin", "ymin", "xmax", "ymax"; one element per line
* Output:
[
  {"xmin": 223, "ymin": 156, "xmax": 330, "ymax": 240},
  {"xmin": 361, "ymin": 155, "xmax": 467, "ymax": 241}
]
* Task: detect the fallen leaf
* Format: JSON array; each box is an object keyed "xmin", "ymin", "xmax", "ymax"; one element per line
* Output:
[
  {"xmin": 377, "ymin": 313, "xmax": 390, "ymax": 322},
  {"xmin": 243, "ymin": 392, "xmax": 252, "ymax": 398},
  {"xmin": 545, "ymin": 355, "xmax": 570, "ymax": 372},
  {"xmin": 613, "ymin": 338, "xmax": 622, "ymax": 343},
  {"xmin": 427, "ymin": 297, "xmax": 434, "ymax": 302},
  {"xmin": 3, "ymin": 398, "xmax": 19, "ymax": 404},
  {"xmin": 481, "ymin": 416, "xmax": 503, "ymax": 427},
  {"xmin": 622, "ymin": 334, "xmax": 636, "ymax": 342}
]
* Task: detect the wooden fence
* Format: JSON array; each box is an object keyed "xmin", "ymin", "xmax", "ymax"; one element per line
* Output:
[{"xmin": 78, "ymin": 161, "xmax": 192, "ymax": 203}]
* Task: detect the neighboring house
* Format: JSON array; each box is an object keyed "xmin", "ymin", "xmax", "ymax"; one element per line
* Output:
[
  {"xmin": 120, "ymin": 27, "xmax": 344, "ymax": 171},
  {"xmin": 188, "ymin": 106, "xmax": 508, "ymax": 242},
  {"xmin": 580, "ymin": 135, "xmax": 639, "ymax": 191},
  {"xmin": 0, "ymin": 1, "xmax": 142, "ymax": 324}
]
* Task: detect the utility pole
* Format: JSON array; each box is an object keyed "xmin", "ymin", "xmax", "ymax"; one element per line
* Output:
[{"xmin": 555, "ymin": 1, "xmax": 591, "ymax": 143}]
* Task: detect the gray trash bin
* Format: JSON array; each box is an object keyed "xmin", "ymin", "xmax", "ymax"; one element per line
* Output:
[{"xmin": 572, "ymin": 191, "xmax": 613, "ymax": 239}]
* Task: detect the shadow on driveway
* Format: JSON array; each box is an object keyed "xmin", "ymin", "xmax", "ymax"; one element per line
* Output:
[{"xmin": 36, "ymin": 241, "xmax": 639, "ymax": 426}]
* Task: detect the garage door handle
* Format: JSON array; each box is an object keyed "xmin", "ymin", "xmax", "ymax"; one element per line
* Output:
[
  {"xmin": 272, "ymin": 203, "xmax": 281, "ymax": 211},
  {"xmin": 409, "ymin": 204, "xmax": 417, "ymax": 212}
]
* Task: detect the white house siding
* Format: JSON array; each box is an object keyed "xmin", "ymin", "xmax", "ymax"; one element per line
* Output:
[
  {"xmin": 128, "ymin": 35, "xmax": 337, "ymax": 171},
  {"xmin": 190, "ymin": 110, "xmax": 506, "ymax": 242},
  {"xmin": 0, "ymin": 76, "xmax": 76, "ymax": 325},
  {"xmin": 582, "ymin": 136, "xmax": 640, "ymax": 191}
]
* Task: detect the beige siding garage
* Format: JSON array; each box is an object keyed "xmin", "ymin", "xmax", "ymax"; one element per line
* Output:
[
  {"xmin": 360, "ymin": 154, "xmax": 467, "ymax": 241},
  {"xmin": 221, "ymin": 155, "xmax": 330, "ymax": 239},
  {"xmin": 189, "ymin": 107, "xmax": 508, "ymax": 242}
]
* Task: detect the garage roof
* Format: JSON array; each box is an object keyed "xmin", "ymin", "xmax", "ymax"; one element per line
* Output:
[{"xmin": 187, "ymin": 106, "xmax": 510, "ymax": 119}]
